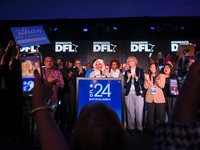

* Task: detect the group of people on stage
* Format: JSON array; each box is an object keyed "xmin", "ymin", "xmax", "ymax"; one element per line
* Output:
[
  {"xmin": 41, "ymin": 49, "xmax": 195, "ymax": 136},
  {"xmin": 124, "ymin": 53, "xmax": 196, "ymax": 135},
  {"xmin": 46, "ymin": 57, "xmax": 128, "ymax": 133},
  {"xmin": 0, "ymin": 40, "xmax": 198, "ymax": 149},
  {"xmin": 34, "ymin": 48, "xmax": 197, "ymax": 150}
]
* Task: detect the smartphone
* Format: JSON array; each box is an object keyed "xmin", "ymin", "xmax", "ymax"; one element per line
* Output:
[
  {"xmin": 21, "ymin": 52, "xmax": 42, "ymax": 97},
  {"xmin": 148, "ymin": 52, "xmax": 152, "ymax": 58}
]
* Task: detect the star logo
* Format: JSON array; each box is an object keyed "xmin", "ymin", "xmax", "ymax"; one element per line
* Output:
[
  {"xmin": 110, "ymin": 44, "xmax": 117, "ymax": 52},
  {"xmin": 72, "ymin": 44, "xmax": 78, "ymax": 52},
  {"xmin": 35, "ymin": 45, "xmax": 40, "ymax": 51},
  {"xmin": 148, "ymin": 43, "xmax": 155, "ymax": 52}
]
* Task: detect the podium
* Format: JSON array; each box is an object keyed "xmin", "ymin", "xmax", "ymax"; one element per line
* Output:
[{"xmin": 76, "ymin": 77, "xmax": 124, "ymax": 123}]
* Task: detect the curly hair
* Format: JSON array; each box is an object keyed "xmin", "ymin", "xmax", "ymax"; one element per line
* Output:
[{"xmin": 110, "ymin": 59, "xmax": 120, "ymax": 69}]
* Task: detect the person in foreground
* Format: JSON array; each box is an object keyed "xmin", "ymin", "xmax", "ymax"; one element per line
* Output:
[
  {"xmin": 32, "ymin": 69, "xmax": 129, "ymax": 150},
  {"xmin": 154, "ymin": 59, "xmax": 200, "ymax": 149},
  {"xmin": 74, "ymin": 103, "xmax": 130, "ymax": 150},
  {"xmin": 31, "ymin": 69, "xmax": 70, "ymax": 150}
]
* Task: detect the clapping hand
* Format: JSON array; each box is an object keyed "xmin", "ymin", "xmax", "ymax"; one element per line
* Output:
[{"xmin": 144, "ymin": 73, "xmax": 149, "ymax": 81}]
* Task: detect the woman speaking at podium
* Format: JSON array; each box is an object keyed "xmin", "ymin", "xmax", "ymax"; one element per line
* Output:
[{"xmin": 89, "ymin": 59, "xmax": 110, "ymax": 78}]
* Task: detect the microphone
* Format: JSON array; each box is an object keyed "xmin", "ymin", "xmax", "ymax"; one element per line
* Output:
[{"xmin": 100, "ymin": 70, "xmax": 102, "ymax": 75}]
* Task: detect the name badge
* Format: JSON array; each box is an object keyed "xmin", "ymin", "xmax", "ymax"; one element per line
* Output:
[
  {"xmin": 131, "ymin": 79, "xmax": 134, "ymax": 84},
  {"xmin": 151, "ymin": 87, "xmax": 157, "ymax": 94}
]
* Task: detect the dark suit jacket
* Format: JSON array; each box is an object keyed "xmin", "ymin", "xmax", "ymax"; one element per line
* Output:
[{"xmin": 124, "ymin": 67, "xmax": 144, "ymax": 96}]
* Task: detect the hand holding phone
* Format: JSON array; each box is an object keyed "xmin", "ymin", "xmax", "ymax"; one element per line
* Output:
[
  {"xmin": 32, "ymin": 69, "xmax": 52, "ymax": 108},
  {"xmin": 148, "ymin": 52, "xmax": 152, "ymax": 58},
  {"xmin": 21, "ymin": 52, "xmax": 42, "ymax": 97}
]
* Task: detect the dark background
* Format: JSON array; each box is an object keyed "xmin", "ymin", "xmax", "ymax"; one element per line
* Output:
[
  {"xmin": 0, "ymin": 0, "xmax": 200, "ymax": 20},
  {"xmin": 1, "ymin": 17, "xmax": 200, "ymax": 71},
  {"xmin": 0, "ymin": 0, "xmax": 200, "ymax": 70}
]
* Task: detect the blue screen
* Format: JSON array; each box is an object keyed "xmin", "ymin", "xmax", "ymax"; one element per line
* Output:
[
  {"xmin": 78, "ymin": 79, "xmax": 123, "ymax": 122},
  {"xmin": 22, "ymin": 78, "xmax": 35, "ymax": 92}
]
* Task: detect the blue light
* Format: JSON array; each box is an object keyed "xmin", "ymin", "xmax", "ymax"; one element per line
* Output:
[
  {"xmin": 83, "ymin": 28, "xmax": 88, "ymax": 32},
  {"xmin": 113, "ymin": 27, "xmax": 117, "ymax": 30},
  {"xmin": 53, "ymin": 28, "xmax": 58, "ymax": 31},
  {"xmin": 181, "ymin": 26, "xmax": 185, "ymax": 30},
  {"xmin": 150, "ymin": 27, "xmax": 155, "ymax": 30}
]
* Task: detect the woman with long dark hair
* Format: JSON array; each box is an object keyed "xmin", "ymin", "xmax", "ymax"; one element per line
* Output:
[
  {"xmin": 144, "ymin": 63, "xmax": 165, "ymax": 134},
  {"xmin": 162, "ymin": 64, "xmax": 178, "ymax": 121}
]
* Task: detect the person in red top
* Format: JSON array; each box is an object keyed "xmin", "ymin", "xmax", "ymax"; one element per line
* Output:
[{"xmin": 42, "ymin": 56, "xmax": 64, "ymax": 114}]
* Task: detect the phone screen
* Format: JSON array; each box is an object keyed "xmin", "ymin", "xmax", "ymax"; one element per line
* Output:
[
  {"xmin": 148, "ymin": 52, "xmax": 152, "ymax": 58},
  {"xmin": 21, "ymin": 52, "xmax": 42, "ymax": 97}
]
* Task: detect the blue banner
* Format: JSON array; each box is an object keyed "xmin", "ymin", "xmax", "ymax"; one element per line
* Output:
[{"xmin": 11, "ymin": 26, "xmax": 50, "ymax": 47}]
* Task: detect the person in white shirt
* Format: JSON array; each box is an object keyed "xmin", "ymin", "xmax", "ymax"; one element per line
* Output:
[{"xmin": 110, "ymin": 59, "xmax": 123, "ymax": 78}]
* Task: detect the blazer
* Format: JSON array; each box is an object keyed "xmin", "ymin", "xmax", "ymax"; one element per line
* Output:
[
  {"xmin": 144, "ymin": 74, "xmax": 165, "ymax": 103},
  {"xmin": 124, "ymin": 67, "xmax": 144, "ymax": 96}
]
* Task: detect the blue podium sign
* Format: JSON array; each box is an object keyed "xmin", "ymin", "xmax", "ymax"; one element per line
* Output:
[
  {"xmin": 11, "ymin": 26, "xmax": 50, "ymax": 47},
  {"xmin": 76, "ymin": 78, "xmax": 124, "ymax": 123}
]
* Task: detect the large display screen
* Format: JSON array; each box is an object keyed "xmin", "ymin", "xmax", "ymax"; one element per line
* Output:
[{"xmin": 76, "ymin": 78, "xmax": 124, "ymax": 123}]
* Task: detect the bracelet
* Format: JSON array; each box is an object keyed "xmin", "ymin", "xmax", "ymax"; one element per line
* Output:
[{"xmin": 30, "ymin": 106, "xmax": 53, "ymax": 115}]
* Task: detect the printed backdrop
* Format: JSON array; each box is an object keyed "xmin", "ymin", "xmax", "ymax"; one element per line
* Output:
[{"xmin": 20, "ymin": 40, "xmax": 200, "ymax": 71}]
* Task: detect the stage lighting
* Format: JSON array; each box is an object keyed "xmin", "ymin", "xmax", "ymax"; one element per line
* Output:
[
  {"xmin": 113, "ymin": 27, "xmax": 117, "ymax": 30},
  {"xmin": 53, "ymin": 28, "xmax": 58, "ymax": 31},
  {"xmin": 83, "ymin": 28, "xmax": 88, "ymax": 32},
  {"xmin": 150, "ymin": 27, "xmax": 155, "ymax": 30},
  {"xmin": 181, "ymin": 26, "xmax": 185, "ymax": 30}
]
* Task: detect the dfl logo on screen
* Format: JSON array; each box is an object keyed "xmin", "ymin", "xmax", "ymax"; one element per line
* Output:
[
  {"xmin": 55, "ymin": 42, "xmax": 78, "ymax": 52},
  {"xmin": 20, "ymin": 45, "xmax": 40, "ymax": 52},
  {"xmin": 130, "ymin": 41, "xmax": 155, "ymax": 52},
  {"xmin": 171, "ymin": 41, "xmax": 190, "ymax": 52},
  {"xmin": 93, "ymin": 41, "xmax": 117, "ymax": 52},
  {"xmin": 89, "ymin": 83, "xmax": 111, "ymax": 101}
]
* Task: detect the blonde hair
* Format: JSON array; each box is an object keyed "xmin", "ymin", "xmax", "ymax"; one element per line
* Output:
[
  {"xmin": 126, "ymin": 56, "xmax": 138, "ymax": 65},
  {"xmin": 24, "ymin": 60, "xmax": 33, "ymax": 70}
]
